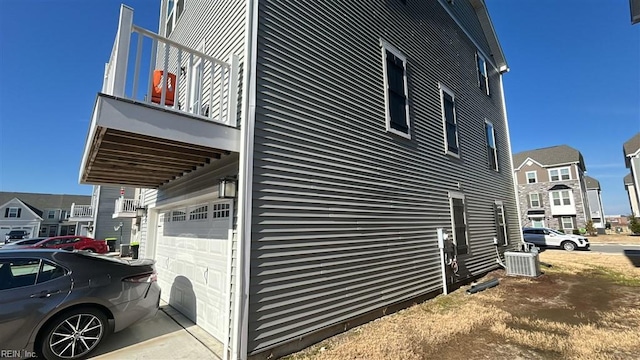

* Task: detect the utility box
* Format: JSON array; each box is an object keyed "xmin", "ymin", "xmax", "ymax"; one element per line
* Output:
[{"xmin": 504, "ymin": 251, "xmax": 541, "ymax": 277}]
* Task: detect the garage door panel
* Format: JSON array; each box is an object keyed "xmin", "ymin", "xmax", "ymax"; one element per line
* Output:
[{"xmin": 155, "ymin": 199, "xmax": 231, "ymax": 342}]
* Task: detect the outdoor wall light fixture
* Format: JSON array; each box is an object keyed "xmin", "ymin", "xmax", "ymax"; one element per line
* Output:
[
  {"xmin": 218, "ymin": 177, "xmax": 238, "ymax": 198},
  {"xmin": 135, "ymin": 206, "xmax": 147, "ymax": 217}
]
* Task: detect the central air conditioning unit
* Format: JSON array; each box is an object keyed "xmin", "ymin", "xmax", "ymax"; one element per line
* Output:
[{"xmin": 504, "ymin": 251, "xmax": 541, "ymax": 277}]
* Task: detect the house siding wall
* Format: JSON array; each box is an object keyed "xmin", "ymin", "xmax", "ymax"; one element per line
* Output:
[
  {"xmin": 94, "ymin": 186, "xmax": 134, "ymax": 245},
  {"xmin": 248, "ymin": 0, "xmax": 519, "ymax": 355}
]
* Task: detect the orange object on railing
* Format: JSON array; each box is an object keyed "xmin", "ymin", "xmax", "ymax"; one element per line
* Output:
[{"xmin": 152, "ymin": 70, "xmax": 176, "ymax": 106}]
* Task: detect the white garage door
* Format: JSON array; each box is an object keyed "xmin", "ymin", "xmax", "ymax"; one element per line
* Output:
[{"xmin": 155, "ymin": 199, "xmax": 232, "ymax": 342}]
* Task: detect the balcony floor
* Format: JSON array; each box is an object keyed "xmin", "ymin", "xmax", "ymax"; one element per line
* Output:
[{"xmin": 80, "ymin": 94, "xmax": 240, "ymax": 188}]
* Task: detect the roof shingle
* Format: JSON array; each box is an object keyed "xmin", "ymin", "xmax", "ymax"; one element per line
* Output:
[{"xmin": 513, "ymin": 145, "xmax": 586, "ymax": 171}]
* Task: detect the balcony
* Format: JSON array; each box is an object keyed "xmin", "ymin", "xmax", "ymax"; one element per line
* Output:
[
  {"xmin": 79, "ymin": 5, "xmax": 240, "ymax": 188},
  {"xmin": 69, "ymin": 204, "xmax": 94, "ymax": 222},
  {"xmin": 113, "ymin": 198, "xmax": 141, "ymax": 218}
]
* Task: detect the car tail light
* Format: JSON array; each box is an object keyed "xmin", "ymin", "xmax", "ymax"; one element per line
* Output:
[{"xmin": 123, "ymin": 272, "xmax": 157, "ymax": 283}]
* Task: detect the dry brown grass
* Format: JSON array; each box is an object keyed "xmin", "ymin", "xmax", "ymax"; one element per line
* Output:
[
  {"xmin": 587, "ymin": 233, "xmax": 640, "ymax": 244},
  {"xmin": 285, "ymin": 251, "xmax": 640, "ymax": 360}
]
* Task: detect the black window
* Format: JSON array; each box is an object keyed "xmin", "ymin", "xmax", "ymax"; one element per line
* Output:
[
  {"xmin": 477, "ymin": 53, "xmax": 489, "ymax": 95},
  {"xmin": 443, "ymin": 91, "xmax": 458, "ymax": 155},
  {"xmin": 494, "ymin": 203, "xmax": 508, "ymax": 246},
  {"xmin": 485, "ymin": 122, "xmax": 498, "ymax": 170},
  {"xmin": 385, "ymin": 50, "xmax": 409, "ymax": 134},
  {"xmin": 451, "ymin": 197, "xmax": 468, "ymax": 255},
  {"xmin": 37, "ymin": 261, "xmax": 67, "ymax": 284},
  {"xmin": 0, "ymin": 259, "xmax": 39, "ymax": 290}
]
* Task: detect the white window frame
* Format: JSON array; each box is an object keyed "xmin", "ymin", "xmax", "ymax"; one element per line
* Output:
[
  {"xmin": 448, "ymin": 191, "xmax": 469, "ymax": 255},
  {"xmin": 7, "ymin": 207, "xmax": 19, "ymax": 218},
  {"xmin": 476, "ymin": 52, "xmax": 489, "ymax": 95},
  {"xmin": 551, "ymin": 190, "xmax": 572, "ymax": 206},
  {"xmin": 47, "ymin": 210, "xmax": 56, "ymax": 219},
  {"xmin": 526, "ymin": 171, "xmax": 537, "ymax": 184},
  {"xmin": 549, "ymin": 167, "xmax": 571, "ymax": 182},
  {"xmin": 213, "ymin": 202, "xmax": 231, "ymax": 219},
  {"xmin": 165, "ymin": 0, "xmax": 185, "ymax": 37},
  {"xmin": 529, "ymin": 193, "xmax": 541, "ymax": 208},
  {"xmin": 171, "ymin": 209, "xmax": 186, "ymax": 222},
  {"xmin": 561, "ymin": 216, "xmax": 574, "ymax": 230},
  {"xmin": 188, "ymin": 204, "xmax": 208, "ymax": 221},
  {"xmin": 531, "ymin": 218, "xmax": 545, "ymax": 228},
  {"xmin": 380, "ymin": 39, "xmax": 411, "ymax": 139},
  {"xmin": 485, "ymin": 120, "xmax": 498, "ymax": 171},
  {"xmin": 440, "ymin": 83, "xmax": 460, "ymax": 157}
]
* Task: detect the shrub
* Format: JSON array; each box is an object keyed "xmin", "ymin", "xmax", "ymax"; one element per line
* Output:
[{"xmin": 629, "ymin": 215, "xmax": 640, "ymax": 235}]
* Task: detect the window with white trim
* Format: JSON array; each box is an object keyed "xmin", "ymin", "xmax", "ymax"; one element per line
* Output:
[
  {"xmin": 213, "ymin": 203, "xmax": 230, "ymax": 219},
  {"xmin": 5, "ymin": 207, "xmax": 20, "ymax": 218},
  {"xmin": 529, "ymin": 193, "xmax": 541, "ymax": 208},
  {"xmin": 476, "ymin": 52, "xmax": 489, "ymax": 95},
  {"xmin": 561, "ymin": 216, "xmax": 574, "ymax": 230},
  {"xmin": 47, "ymin": 210, "xmax": 56, "ymax": 219},
  {"xmin": 551, "ymin": 190, "xmax": 572, "ymax": 206},
  {"xmin": 381, "ymin": 40, "xmax": 410, "ymax": 138},
  {"xmin": 189, "ymin": 205, "xmax": 208, "ymax": 221},
  {"xmin": 549, "ymin": 167, "xmax": 570, "ymax": 181},
  {"xmin": 526, "ymin": 171, "xmax": 537, "ymax": 184},
  {"xmin": 449, "ymin": 193, "xmax": 468, "ymax": 255},
  {"xmin": 165, "ymin": 0, "xmax": 185, "ymax": 37},
  {"xmin": 485, "ymin": 120, "xmax": 498, "ymax": 171},
  {"xmin": 440, "ymin": 84, "xmax": 459, "ymax": 156},
  {"xmin": 171, "ymin": 209, "xmax": 186, "ymax": 222}
]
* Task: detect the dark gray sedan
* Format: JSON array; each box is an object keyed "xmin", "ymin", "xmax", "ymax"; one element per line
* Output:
[{"xmin": 0, "ymin": 249, "xmax": 161, "ymax": 360}]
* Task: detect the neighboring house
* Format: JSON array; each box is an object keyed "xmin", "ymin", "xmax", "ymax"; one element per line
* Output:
[
  {"xmin": 68, "ymin": 186, "xmax": 136, "ymax": 246},
  {"xmin": 606, "ymin": 214, "xmax": 631, "ymax": 233},
  {"xmin": 513, "ymin": 145, "xmax": 591, "ymax": 231},
  {"xmin": 77, "ymin": 1, "xmax": 521, "ymax": 359},
  {"xmin": 0, "ymin": 192, "xmax": 92, "ymax": 239},
  {"xmin": 623, "ymin": 133, "xmax": 640, "ymax": 217},
  {"xmin": 585, "ymin": 175, "xmax": 606, "ymax": 229},
  {"xmin": 624, "ymin": 173, "xmax": 640, "ymax": 217}
]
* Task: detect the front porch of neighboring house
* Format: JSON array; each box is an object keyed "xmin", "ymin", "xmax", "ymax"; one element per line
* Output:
[{"xmin": 78, "ymin": 5, "xmax": 241, "ymax": 189}]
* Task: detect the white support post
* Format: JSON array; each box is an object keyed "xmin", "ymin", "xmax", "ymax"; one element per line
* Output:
[
  {"xmin": 112, "ymin": 5, "xmax": 134, "ymax": 97},
  {"xmin": 132, "ymin": 33, "xmax": 143, "ymax": 100},
  {"xmin": 174, "ymin": 49, "xmax": 183, "ymax": 110},
  {"xmin": 227, "ymin": 54, "xmax": 239, "ymax": 127},
  {"xmin": 161, "ymin": 42, "xmax": 170, "ymax": 106}
]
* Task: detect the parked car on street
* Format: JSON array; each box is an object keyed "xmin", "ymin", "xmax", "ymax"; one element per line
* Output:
[
  {"xmin": 522, "ymin": 227, "xmax": 590, "ymax": 251},
  {"xmin": 0, "ymin": 237, "xmax": 47, "ymax": 249},
  {"xmin": 5, "ymin": 236, "xmax": 109, "ymax": 254},
  {"xmin": 0, "ymin": 249, "xmax": 160, "ymax": 360},
  {"xmin": 4, "ymin": 230, "xmax": 31, "ymax": 243}
]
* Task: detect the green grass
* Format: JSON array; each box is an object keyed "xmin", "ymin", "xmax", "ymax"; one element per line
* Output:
[{"xmin": 584, "ymin": 266, "xmax": 640, "ymax": 287}]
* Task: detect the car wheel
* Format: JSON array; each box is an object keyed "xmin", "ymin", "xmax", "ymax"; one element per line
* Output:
[
  {"xmin": 561, "ymin": 241, "xmax": 576, "ymax": 252},
  {"xmin": 39, "ymin": 307, "xmax": 108, "ymax": 360}
]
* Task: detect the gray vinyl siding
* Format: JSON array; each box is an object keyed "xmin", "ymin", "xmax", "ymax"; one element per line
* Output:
[
  {"xmin": 441, "ymin": 0, "xmax": 493, "ymax": 64},
  {"xmin": 164, "ymin": 0, "xmax": 246, "ymax": 125},
  {"xmin": 248, "ymin": 0, "xmax": 519, "ymax": 354},
  {"xmin": 94, "ymin": 186, "xmax": 134, "ymax": 245}
]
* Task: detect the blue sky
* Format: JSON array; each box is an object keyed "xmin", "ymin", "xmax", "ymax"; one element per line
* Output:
[{"xmin": 0, "ymin": 0, "xmax": 638, "ymax": 216}]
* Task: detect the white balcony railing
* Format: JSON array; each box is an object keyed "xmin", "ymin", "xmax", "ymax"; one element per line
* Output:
[
  {"xmin": 113, "ymin": 198, "xmax": 140, "ymax": 218},
  {"xmin": 102, "ymin": 5, "xmax": 238, "ymax": 127},
  {"xmin": 70, "ymin": 204, "xmax": 93, "ymax": 219}
]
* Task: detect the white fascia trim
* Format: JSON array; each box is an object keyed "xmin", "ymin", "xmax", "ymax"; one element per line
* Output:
[
  {"xmin": 436, "ymin": 0, "xmax": 499, "ymax": 72},
  {"xmin": 498, "ymin": 75, "xmax": 524, "ymax": 245},
  {"xmin": 379, "ymin": 39, "xmax": 411, "ymax": 140},
  {"xmin": 234, "ymin": 0, "xmax": 259, "ymax": 359}
]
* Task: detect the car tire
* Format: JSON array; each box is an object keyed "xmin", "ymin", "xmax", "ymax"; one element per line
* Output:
[
  {"xmin": 38, "ymin": 307, "xmax": 108, "ymax": 360},
  {"xmin": 561, "ymin": 241, "xmax": 576, "ymax": 252}
]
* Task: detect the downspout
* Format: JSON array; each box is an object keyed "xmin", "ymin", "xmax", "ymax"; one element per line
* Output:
[
  {"xmin": 233, "ymin": 0, "xmax": 259, "ymax": 359},
  {"xmin": 498, "ymin": 73, "xmax": 523, "ymax": 247},
  {"xmin": 92, "ymin": 186, "xmax": 101, "ymax": 238}
]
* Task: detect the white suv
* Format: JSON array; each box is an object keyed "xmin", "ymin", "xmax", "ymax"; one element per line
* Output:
[{"xmin": 522, "ymin": 227, "xmax": 590, "ymax": 251}]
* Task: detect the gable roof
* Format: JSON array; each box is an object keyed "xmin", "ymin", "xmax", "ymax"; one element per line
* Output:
[
  {"xmin": 624, "ymin": 173, "xmax": 634, "ymax": 185},
  {"xmin": 0, "ymin": 198, "xmax": 44, "ymax": 219},
  {"xmin": 623, "ymin": 132, "xmax": 640, "ymax": 157},
  {"xmin": 513, "ymin": 145, "xmax": 586, "ymax": 172},
  {"xmin": 584, "ymin": 176, "xmax": 600, "ymax": 190},
  {"xmin": 0, "ymin": 192, "xmax": 91, "ymax": 214}
]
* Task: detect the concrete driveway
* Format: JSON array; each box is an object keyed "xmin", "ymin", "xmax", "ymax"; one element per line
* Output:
[{"xmin": 90, "ymin": 306, "xmax": 222, "ymax": 360}]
